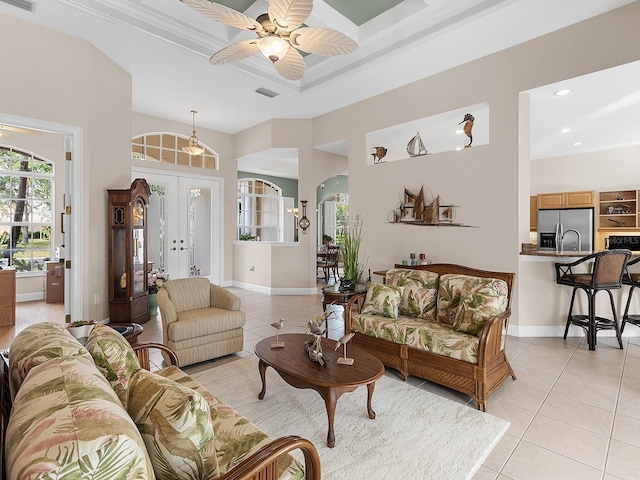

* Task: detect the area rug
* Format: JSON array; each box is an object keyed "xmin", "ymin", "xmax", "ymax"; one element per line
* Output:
[{"xmin": 191, "ymin": 355, "xmax": 509, "ymax": 480}]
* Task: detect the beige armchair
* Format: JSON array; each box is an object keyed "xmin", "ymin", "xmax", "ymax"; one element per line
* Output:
[{"xmin": 157, "ymin": 277, "xmax": 246, "ymax": 367}]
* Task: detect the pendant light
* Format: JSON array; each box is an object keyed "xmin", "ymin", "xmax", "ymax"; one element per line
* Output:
[{"xmin": 182, "ymin": 110, "xmax": 204, "ymax": 156}]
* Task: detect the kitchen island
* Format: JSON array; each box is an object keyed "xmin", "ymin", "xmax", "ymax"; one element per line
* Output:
[{"xmin": 516, "ymin": 249, "xmax": 640, "ymax": 339}]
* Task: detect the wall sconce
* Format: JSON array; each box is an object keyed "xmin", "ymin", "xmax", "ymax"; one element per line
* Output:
[
  {"xmin": 286, "ymin": 207, "xmax": 299, "ymax": 217},
  {"xmin": 298, "ymin": 200, "xmax": 310, "ymax": 233}
]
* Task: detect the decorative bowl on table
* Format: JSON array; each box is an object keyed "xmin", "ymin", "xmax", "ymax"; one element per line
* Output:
[{"xmin": 112, "ymin": 325, "xmax": 133, "ymax": 336}]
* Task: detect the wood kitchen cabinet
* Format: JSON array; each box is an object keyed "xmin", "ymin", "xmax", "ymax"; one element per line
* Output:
[
  {"xmin": 530, "ymin": 196, "xmax": 538, "ymax": 231},
  {"xmin": 537, "ymin": 190, "xmax": 595, "ymax": 209}
]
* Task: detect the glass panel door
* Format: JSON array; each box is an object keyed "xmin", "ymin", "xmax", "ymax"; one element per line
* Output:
[{"xmin": 133, "ymin": 170, "xmax": 221, "ymax": 284}]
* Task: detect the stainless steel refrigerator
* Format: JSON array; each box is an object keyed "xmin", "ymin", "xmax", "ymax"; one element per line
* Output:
[{"xmin": 537, "ymin": 208, "xmax": 594, "ymax": 252}]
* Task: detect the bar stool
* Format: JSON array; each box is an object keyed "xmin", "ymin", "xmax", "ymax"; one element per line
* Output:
[
  {"xmin": 555, "ymin": 249, "xmax": 632, "ymax": 350},
  {"xmin": 622, "ymin": 256, "xmax": 640, "ymax": 333}
]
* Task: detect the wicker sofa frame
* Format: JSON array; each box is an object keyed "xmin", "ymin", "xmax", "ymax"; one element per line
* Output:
[{"xmin": 344, "ymin": 263, "xmax": 516, "ymax": 412}]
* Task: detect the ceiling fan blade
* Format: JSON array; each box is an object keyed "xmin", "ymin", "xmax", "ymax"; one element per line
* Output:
[
  {"xmin": 268, "ymin": 0, "xmax": 312, "ymax": 32},
  {"xmin": 274, "ymin": 47, "xmax": 305, "ymax": 81},
  {"xmin": 0, "ymin": 124, "xmax": 42, "ymax": 136},
  {"xmin": 209, "ymin": 39, "xmax": 259, "ymax": 64},
  {"xmin": 290, "ymin": 27, "xmax": 358, "ymax": 56},
  {"xmin": 182, "ymin": 0, "xmax": 262, "ymax": 31}
]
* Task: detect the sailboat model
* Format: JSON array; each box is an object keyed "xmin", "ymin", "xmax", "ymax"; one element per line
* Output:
[{"xmin": 407, "ymin": 131, "xmax": 428, "ymax": 157}]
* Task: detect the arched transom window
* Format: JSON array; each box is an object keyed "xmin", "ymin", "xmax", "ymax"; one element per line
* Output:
[{"xmin": 132, "ymin": 133, "xmax": 218, "ymax": 170}]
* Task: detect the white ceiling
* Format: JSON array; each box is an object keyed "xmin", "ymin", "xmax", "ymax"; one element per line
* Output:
[{"xmin": 1, "ymin": 0, "xmax": 638, "ymax": 176}]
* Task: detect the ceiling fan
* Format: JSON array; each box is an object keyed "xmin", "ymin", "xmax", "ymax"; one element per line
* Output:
[
  {"xmin": 182, "ymin": 0, "xmax": 359, "ymax": 81},
  {"xmin": 0, "ymin": 124, "xmax": 42, "ymax": 139}
]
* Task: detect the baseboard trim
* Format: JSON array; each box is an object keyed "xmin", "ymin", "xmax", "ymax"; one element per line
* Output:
[
  {"xmin": 231, "ymin": 281, "xmax": 317, "ymax": 296},
  {"xmin": 17, "ymin": 293, "xmax": 44, "ymax": 303},
  {"xmin": 508, "ymin": 324, "xmax": 640, "ymax": 337}
]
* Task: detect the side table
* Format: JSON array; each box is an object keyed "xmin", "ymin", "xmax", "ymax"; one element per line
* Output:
[
  {"xmin": 110, "ymin": 322, "xmax": 143, "ymax": 345},
  {"xmin": 321, "ymin": 283, "xmax": 368, "ymax": 311}
]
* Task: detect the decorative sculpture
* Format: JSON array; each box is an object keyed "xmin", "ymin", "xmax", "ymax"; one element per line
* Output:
[
  {"xmin": 335, "ymin": 333, "xmax": 355, "ymax": 365},
  {"xmin": 304, "ymin": 311, "xmax": 335, "ymax": 366},
  {"xmin": 270, "ymin": 318, "xmax": 285, "ymax": 348},
  {"xmin": 459, "ymin": 113, "xmax": 474, "ymax": 148},
  {"xmin": 407, "ymin": 131, "xmax": 428, "ymax": 157},
  {"xmin": 371, "ymin": 146, "xmax": 388, "ymax": 163}
]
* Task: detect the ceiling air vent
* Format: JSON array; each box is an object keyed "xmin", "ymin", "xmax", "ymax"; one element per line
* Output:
[
  {"xmin": 254, "ymin": 88, "xmax": 279, "ymax": 99},
  {"xmin": 1, "ymin": 0, "xmax": 35, "ymax": 12}
]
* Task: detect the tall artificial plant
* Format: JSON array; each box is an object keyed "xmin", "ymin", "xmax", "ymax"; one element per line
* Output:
[{"xmin": 341, "ymin": 219, "xmax": 366, "ymax": 284}]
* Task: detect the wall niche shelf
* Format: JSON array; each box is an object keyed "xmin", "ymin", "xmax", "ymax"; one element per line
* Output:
[
  {"xmin": 598, "ymin": 189, "xmax": 639, "ymax": 229},
  {"xmin": 366, "ymin": 102, "xmax": 489, "ymax": 165}
]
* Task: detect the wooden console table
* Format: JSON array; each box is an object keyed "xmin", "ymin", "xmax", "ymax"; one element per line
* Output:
[{"xmin": 0, "ymin": 269, "xmax": 16, "ymax": 326}]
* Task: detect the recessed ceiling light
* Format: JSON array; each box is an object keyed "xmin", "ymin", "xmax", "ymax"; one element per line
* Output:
[
  {"xmin": 559, "ymin": 128, "xmax": 571, "ymax": 133},
  {"xmin": 454, "ymin": 129, "xmax": 464, "ymax": 134},
  {"xmin": 554, "ymin": 89, "xmax": 571, "ymax": 96},
  {"xmin": 572, "ymin": 141, "xmax": 582, "ymax": 146}
]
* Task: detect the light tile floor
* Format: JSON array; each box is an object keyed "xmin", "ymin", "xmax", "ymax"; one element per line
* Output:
[{"xmin": 6, "ymin": 284, "xmax": 640, "ymax": 480}]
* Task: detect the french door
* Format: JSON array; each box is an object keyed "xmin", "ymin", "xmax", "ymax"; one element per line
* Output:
[{"xmin": 133, "ymin": 169, "xmax": 222, "ymax": 284}]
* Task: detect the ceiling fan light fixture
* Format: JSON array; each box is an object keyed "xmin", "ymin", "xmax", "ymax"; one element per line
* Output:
[
  {"xmin": 258, "ymin": 36, "xmax": 290, "ymax": 62},
  {"xmin": 182, "ymin": 110, "xmax": 204, "ymax": 156}
]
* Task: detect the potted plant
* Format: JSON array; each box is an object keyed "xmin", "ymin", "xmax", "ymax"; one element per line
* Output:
[
  {"xmin": 340, "ymin": 219, "xmax": 367, "ymax": 291},
  {"xmin": 66, "ymin": 320, "xmax": 96, "ymax": 342}
]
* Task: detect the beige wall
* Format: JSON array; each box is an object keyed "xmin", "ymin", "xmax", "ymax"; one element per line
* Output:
[
  {"xmin": 2, "ymin": 2, "xmax": 640, "ymax": 332},
  {"xmin": 305, "ymin": 2, "xmax": 640, "ymax": 330},
  {"xmin": 0, "ymin": 14, "xmax": 131, "ymax": 322},
  {"xmin": 131, "ymin": 112, "xmax": 236, "ymax": 283}
]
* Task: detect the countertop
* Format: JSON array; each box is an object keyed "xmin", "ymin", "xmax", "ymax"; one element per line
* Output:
[{"xmin": 520, "ymin": 250, "xmax": 594, "ymax": 258}]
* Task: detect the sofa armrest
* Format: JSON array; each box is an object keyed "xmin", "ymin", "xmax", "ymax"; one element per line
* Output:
[
  {"xmin": 219, "ymin": 435, "xmax": 321, "ymax": 480},
  {"xmin": 132, "ymin": 342, "xmax": 179, "ymax": 370},
  {"xmin": 476, "ymin": 308, "xmax": 511, "ymax": 365},
  {"xmin": 210, "ymin": 284, "xmax": 241, "ymax": 311},
  {"xmin": 344, "ymin": 293, "xmax": 367, "ymax": 333},
  {"xmin": 157, "ymin": 288, "xmax": 178, "ymax": 325}
]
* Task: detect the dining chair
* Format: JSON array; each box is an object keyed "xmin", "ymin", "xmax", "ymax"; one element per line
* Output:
[
  {"xmin": 621, "ymin": 256, "xmax": 640, "ymax": 333},
  {"xmin": 317, "ymin": 245, "xmax": 340, "ymax": 283},
  {"xmin": 555, "ymin": 249, "xmax": 632, "ymax": 350}
]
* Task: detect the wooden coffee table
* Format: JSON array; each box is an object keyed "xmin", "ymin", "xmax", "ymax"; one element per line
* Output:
[{"xmin": 255, "ymin": 333, "xmax": 384, "ymax": 448}]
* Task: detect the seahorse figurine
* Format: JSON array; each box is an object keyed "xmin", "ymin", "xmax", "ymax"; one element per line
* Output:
[
  {"xmin": 459, "ymin": 113, "xmax": 474, "ymax": 148},
  {"xmin": 371, "ymin": 146, "xmax": 387, "ymax": 163}
]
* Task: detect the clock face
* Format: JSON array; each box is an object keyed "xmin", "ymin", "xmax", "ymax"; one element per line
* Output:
[{"xmin": 299, "ymin": 217, "xmax": 310, "ymax": 230}]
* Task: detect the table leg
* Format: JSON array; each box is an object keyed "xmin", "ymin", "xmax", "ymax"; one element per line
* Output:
[
  {"xmin": 366, "ymin": 382, "xmax": 377, "ymax": 419},
  {"xmin": 324, "ymin": 388, "xmax": 338, "ymax": 448},
  {"xmin": 258, "ymin": 360, "xmax": 268, "ymax": 400}
]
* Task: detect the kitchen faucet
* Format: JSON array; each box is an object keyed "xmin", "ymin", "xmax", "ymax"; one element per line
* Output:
[{"xmin": 561, "ymin": 229, "xmax": 582, "ymax": 252}]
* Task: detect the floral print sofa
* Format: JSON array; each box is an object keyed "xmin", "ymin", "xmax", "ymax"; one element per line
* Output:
[
  {"xmin": 345, "ymin": 264, "xmax": 516, "ymax": 412},
  {"xmin": 2, "ymin": 322, "xmax": 320, "ymax": 480}
]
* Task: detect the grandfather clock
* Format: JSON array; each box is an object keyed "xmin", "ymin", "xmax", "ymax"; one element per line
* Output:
[{"xmin": 108, "ymin": 178, "xmax": 151, "ymax": 324}]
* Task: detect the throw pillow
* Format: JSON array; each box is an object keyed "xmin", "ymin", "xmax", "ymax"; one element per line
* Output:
[
  {"xmin": 128, "ymin": 369, "xmax": 219, "ymax": 480},
  {"xmin": 361, "ymin": 283, "xmax": 404, "ymax": 319},
  {"xmin": 436, "ymin": 274, "xmax": 468, "ymax": 324},
  {"xmin": 386, "ymin": 268, "xmax": 439, "ymax": 320},
  {"xmin": 85, "ymin": 323, "xmax": 141, "ymax": 409},
  {"xmin": 453, "ymin": 277, "xmax": 509, "ymax": 335}
]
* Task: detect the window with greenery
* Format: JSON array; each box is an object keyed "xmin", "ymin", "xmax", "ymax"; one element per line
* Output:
[
  {"xmin": 237, "ymin": 179, "xmax": 283, "ymax": 241},
  {"xmin": 131, "ymin": 133, "xmax": 218, "ymax": 170},
  {"xmin": 321, "ymin": 193, "xmax": 348, "ymax": 245},
  {"xmin": 0, "ymin": 147, "xmax": 54, "ymax": 272}
]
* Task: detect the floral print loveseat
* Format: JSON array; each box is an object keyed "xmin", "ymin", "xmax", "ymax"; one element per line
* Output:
[
  {"xmin": 344, "ymin": 264, "xmax": 516, "ymax": 412},
  {"xmin": 2, "ymin": 322, "xmax": 320, "ymax": 480}
]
